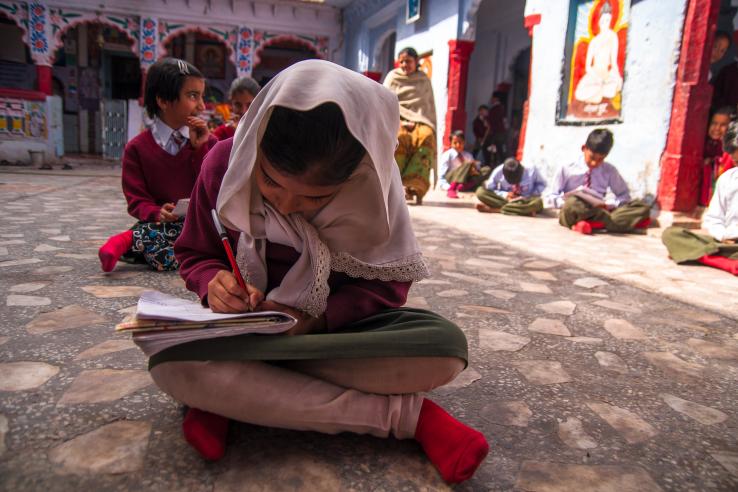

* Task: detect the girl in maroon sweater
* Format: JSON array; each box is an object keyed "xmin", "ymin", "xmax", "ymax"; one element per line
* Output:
[
  {"xmin": 150, "ymin": 61, "xmax": 488, "ymax": 484},
  {"xmin": 212, "ymin": 76, "xmax": 260, "ymax": 141},
  {"xmin": 98, "ymin": 58, "xmax": 217, "ymax": 272}
]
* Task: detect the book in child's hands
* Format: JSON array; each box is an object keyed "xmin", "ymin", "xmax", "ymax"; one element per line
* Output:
[
  {"xmin": 116, "ymin": 290, "xmax": 296, "ymax": 356},
  {"xmin": 172, "ymin": 198, "xmax": 190, "ymax": 217},
  {"xmin": 564, "ymin": 187, "xmax": 606, "ymax": 208}
]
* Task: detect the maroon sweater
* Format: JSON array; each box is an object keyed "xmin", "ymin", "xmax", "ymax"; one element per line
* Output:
[
  {"xmin": 173, "ymin": 138, "xmax": 411, "ymax": 331},
  {"xmin": 121, "ymin": 129, "xmax": 218, "ymax": 222}
]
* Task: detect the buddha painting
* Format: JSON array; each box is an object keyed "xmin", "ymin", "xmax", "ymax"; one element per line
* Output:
[{"xmin": 562, "ymin": 0, "xmax": 629, "ymax": 122}]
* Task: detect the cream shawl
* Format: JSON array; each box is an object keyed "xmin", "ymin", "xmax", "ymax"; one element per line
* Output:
[
  {"xmin": 383, "ymin": 67, "xmax": 437, "ymax": 131},
  {"xmin": 216, "ymin": 60, "xmax": 430, "ymax": 318}
]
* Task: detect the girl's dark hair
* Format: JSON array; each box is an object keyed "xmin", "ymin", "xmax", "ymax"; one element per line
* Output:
[
  {"xmin": 451, "ymin": 130, "xmax": 465, "ymax": 141},
  {"xmin": 260, "ymin": 103, "xmax": 366, "ymax": 185},
  {"xmin": 713, "ymin": 105, "xmax": 737, "ymax": 119},
  {"xmin": 584, "ymin": 128, "xmax": 614, "ymax": 155},
  {"xmin": 144, "ymin": 58, "xmax": 203, "ymax": 118},
  {"xmin": 502, "ymin": 158, "xmax": 524, "ymax": 185},
  {"xmin": 724, "ymin": 120, "xmax": 738, "ymax": 154},
  {"xmin": 398, "ymin": 47, "xmax": 419, "ymax": 60}
]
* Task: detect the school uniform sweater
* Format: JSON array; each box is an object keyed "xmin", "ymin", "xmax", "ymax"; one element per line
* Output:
[
  {"xmin": 174, "ymin": 138, "xmax": 411, "ymax": 331},
  {"xmin": 121, "ymin": 129, "xmax": 218, "ymax": 222}
]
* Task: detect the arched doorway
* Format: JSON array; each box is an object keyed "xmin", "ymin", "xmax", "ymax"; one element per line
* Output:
[
  {"xmin": 373, "ymin": 30, "xmax": 396, "ymax": 79},
  {"xmin": 164, "ymin": 30, "xmax": 237, "ymax": 105},
  {"xmin": 252, "ymin": 37, "xmax": 319, "ymax": 87},
  {"xmin": 50, "ymin": 22, "xmax": 140, "ymax": 156},
  {"xmin": 464, "ymin": 0, "xmax": 529, "ymax": 163}
]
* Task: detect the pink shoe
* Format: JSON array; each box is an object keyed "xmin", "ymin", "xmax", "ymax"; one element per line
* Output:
[{"xmin": 447, "ymin": 183, "xmax": 460, "ymax": 199}]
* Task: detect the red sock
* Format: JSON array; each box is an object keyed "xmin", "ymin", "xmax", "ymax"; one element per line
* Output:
[
  {"xmin": 182, "ymin": 407, "xmax": 229, "ymax": 461},
  {"xmin": 698, "ymin": 255, "xmax": 738, "ymax": 275},
  {"xmin": 572, "ymin": 220, "xmax": 593, "ymax": 235},
  {"xmin": 587, "ymin": 220, "xmax": 606, "ymax": 230},
  {"xmin": 635, "ymin": 218, "xmax": 651, "ymax": 229},
  {"xmin": 98, "ymin": 230, "xmax": 133, "ymax": 272},
  {"xmin": 414, "ymin": 399, "xmax": 489, "ymax": 483}
]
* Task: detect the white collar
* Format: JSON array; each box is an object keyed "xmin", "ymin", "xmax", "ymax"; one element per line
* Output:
[{"xmin": 152, "ymin": 117, "xmax": 189, "ymax": 146}]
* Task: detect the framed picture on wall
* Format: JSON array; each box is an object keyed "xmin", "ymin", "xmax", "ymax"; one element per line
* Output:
[
  {"xmin": 557, "ymin": 0, "xmax": 630, "ymax": 125},
  {"xmin": 406, "ymin": 0, "xmax": 421, "ymax": 24},
  {"xmin": 418, "ymin": 50, "xmax": 432, "ymax": 79},
  {"xmin": 195, "ymin": 43, "xmax": 226, "ymax": 79}
]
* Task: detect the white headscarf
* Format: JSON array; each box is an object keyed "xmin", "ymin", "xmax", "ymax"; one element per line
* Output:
[{"xmin": 216, "ymin": 60, "xmax": 429, "ymax": 317}]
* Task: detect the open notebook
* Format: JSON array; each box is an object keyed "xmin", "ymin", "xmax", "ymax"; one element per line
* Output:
[{"xmin": 116, "ymin": 290, "xmax": 296, "ymax": 356}]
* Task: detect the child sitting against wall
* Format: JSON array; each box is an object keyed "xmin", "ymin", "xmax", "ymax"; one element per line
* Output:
[
  {"xmin": 545, "ymin": 128, "xmax": 651, "ymax": 235},
  {"xmin": 439, "ymin": 130, "xmax": 491, "ymax": 199},
  {"xmin": 97, "ymin": 58, "xmax": 217, "ymax": 272},
  {"xmin": 663, "ymin": 119, "xmax": 738, "ymax": 275},
  {"xmin": 701, "ymin": 106, "xmax": 736, "ymax": 206},
  {"xmin": 212, "ymin": 76, "xmax": 261, "ymax": 141},
  {"xmin": 475, "ymin": 157, "xmax": 546, "ymax": 216}
]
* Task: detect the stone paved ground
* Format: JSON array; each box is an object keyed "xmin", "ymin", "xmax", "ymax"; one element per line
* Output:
[{"xmin": 1, "ymin": 169, "xmax": 737, "ymax": 491}]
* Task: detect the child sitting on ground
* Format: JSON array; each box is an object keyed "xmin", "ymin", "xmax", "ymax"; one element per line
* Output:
[
  {"xmin": 154, "ymin": 60, "xmax": 488, "ymax": 484},
  {"xmin": 701, "ymin": 106, "xmax": 736, "ymax": 206},
  {"xmin": 212, "ymin": 76, "xmax": 261, "ymax": 141},
  {"xmin": 475, "ymin": 157, "xmax": 546, "ymax": 216},
  {"xmin": 663, "ymin": 120, "xmax": 738, "ymax": 275},
  {"xmin": 97, "ymin": 58, "xmax": 217, "ymax": 272},
  {"xmin": 546, "ymin": 128, "xmax": 651, "ymax": 235},
  {"xmin": 439, "ymin": 130, "xmax": 491, "ymax": 198}
]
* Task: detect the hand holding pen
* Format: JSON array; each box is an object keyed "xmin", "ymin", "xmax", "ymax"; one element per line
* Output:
[{"xmin": 207, "ymin": 209, "xmax": 264, "ymax": 313}]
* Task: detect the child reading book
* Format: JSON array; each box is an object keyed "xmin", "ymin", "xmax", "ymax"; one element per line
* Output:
[
  {"xmin": 546, "ymin": 128, "xmax": 651, "ymax": 234},
  {"xmin": 475, "ymin": 157, "xmax": 546, "ymax": 216},
  {"xmin": 97, "ymin": 58, "xmax": 217, "ymax": 272},
  {"xmin": 439, "ymin": 130, "xmax": 491, "ymax": 198},
  {"xmin": 153, "ymin": 60, "xmax": 488, "ymax": 484}
]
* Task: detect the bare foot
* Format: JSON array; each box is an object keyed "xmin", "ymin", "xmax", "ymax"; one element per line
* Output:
[{"xmin": 475, "ymin": 203, "xmax": 500, "ymax": 213}]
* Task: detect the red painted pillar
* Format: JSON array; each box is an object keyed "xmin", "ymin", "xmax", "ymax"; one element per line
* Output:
[
  {"xmin": 657, "ymin": 0, "xmax": 720, "ymax": 212},
  {"xmin": 362, "ymin": 71, "xmax": 382, "ymax": 82},
  {"xmin": 444, "ymin": 40, "xmax": 475, "ymax": 149},
  {"xmin": 516, "ymin": 14, "xmax": 541, "ymax": 161},
  {"xmin": 36, "ymin": 65, "xmax": 52, "ymax": 96}
]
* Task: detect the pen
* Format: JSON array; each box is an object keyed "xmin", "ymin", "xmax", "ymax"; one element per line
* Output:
[{"xmin": 211, "ymin": 209, "xmax": 249, "ymax": 294}]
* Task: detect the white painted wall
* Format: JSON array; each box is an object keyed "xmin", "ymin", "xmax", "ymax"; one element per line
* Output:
[{"xmin": 522, "ymin": 0, "xmax": 688, "ymax": 200}]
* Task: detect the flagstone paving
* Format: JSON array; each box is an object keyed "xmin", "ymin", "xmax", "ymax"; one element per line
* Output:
[{"xmin": 1, "ymin": 170, "xmax": 737, "ymax": 491}]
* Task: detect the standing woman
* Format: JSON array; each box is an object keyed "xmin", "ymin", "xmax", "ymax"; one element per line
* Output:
[{"xmin": 383, "ymin": 47, "xmax": 437, "ymax": 205}]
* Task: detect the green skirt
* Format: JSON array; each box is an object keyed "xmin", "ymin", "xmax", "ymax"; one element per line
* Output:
[{"xmin": 149, "ymin": 308, "xmax": 468, "ymax": 370}]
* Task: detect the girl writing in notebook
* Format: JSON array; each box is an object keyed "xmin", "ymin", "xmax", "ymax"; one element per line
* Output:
[
  {"xmin": 97, "ymin": 58, "xmax": 217, "ymax": 272},
  {"xmin": 153, "ymin": 60, "xmax": 488, "ymax": 484}
]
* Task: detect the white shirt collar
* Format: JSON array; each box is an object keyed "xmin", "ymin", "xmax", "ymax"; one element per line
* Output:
[{"xmin": 152, "ymin": 116, "xmax": 189, "ymax": 150}]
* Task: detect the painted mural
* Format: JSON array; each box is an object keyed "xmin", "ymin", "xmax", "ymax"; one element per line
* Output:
[
  {"xmin": 559, "ymin": 0, "xmax": 629, "ymax": 123},
  {"xmin": 0, "ymin": 98, "xmax": 47, "ymax": 139}
]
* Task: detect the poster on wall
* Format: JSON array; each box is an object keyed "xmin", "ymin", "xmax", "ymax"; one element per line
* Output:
[
  {"xmin": 406, "ymin": 0, "xmax": 421, "ymax": 24},
  {"xmin": 196, "ymin": 44, "xmax": 226, "ymax": 79},
  {"xmin": 418, "ymin": 51, "xmax": 432, "ymax": 79},
  {"xmin": 558, "ymin": 0, "xmax": 630, "ymax": 124},
  {"xmin": 0, "ymin": 99, "xmax": 26, "ymax": 136}
]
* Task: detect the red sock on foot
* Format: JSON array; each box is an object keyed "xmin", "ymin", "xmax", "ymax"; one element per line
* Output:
[
  {"xmin": 414, "ymin": 399, "xmax": 489, "ymax": 483},
  {"xmin": 698, "ymin": 255, "xmax": 738, "ymax": 275},
  {"xmin": 98, "ymin": 230, "xmax": 133, "ymax": 272},
  {"xmin": 588, "ymin": 220, "xmax": 606, "ymax": 230},
  {"xmin": 447, "ymin": 183, "xmax": 460, "ymax": 199},
  {"xmin": 182, "ymin": 407, "xmax": 229, "ymax": 461},
  {"xmin": 634, "ymin": 218, "xmax": 651, "ymax": 229},
  {"xmin": 572, "ymin": 220, "xmax": 593, "ymax": 235}
]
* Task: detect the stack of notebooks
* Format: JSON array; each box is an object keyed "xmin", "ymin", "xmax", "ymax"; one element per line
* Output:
[{"xmin": 116, "ymin": 290, "xmax": 296, "ymax": 356}]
